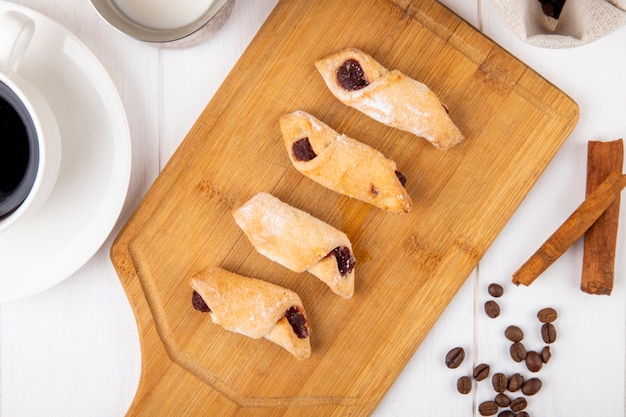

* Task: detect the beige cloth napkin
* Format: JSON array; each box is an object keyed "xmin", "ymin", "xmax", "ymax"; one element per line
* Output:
[{"xmin": 490, "ymin": 0, "xmax": 626, "ymax": 48}]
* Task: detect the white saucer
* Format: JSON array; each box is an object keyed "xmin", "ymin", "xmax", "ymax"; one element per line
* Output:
[{"xmin": 0, "ymin": 2, "xmax": 131, "ymax": 303}]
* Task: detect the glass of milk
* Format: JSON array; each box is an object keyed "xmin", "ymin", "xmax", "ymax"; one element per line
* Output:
[{"xmin": 90, "ymin": 0, "xmax": 235, "ymax": 45}]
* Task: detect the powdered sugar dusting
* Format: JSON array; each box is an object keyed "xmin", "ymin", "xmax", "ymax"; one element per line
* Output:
[
  {"xmin": 308, "ymin": 116, "xmax": 325, "ymax": 132},
  {"xmin": 359, "ymin": 95, "xmax": 394, "ymax": 124}
]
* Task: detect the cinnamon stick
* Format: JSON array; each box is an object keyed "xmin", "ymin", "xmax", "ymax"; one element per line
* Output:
[
  {"xmin": 513, "ymin": 170, "xmax": 626, "ymax": 286},
  {"xmin": 581, "ymin": 139, "xmax": 624, "ymax": 295}
]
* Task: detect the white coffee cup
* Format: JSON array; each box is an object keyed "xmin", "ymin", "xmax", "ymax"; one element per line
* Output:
[{"xmin": 0, "ymin": 10, "xmax": 61, "ymax": 233}]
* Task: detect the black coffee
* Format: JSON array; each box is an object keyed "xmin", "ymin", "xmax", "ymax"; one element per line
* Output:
[{"xmin": 0, "ymin": 80, "xmax": 39, "ymax": 218}]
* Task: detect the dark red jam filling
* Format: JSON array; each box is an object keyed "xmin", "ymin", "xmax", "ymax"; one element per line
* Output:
[
  {"xmin": 337, "ymin": 59, "xmax": 369, "ymax": 91},
  {"xmin": 332, "ymin": 246, "xmax": 356, "ymax": 277},
  {"xmin": 395, "ymin": 170, "xmax": 407, "ymax": 187},
  {"xmin": 292, "ymin": 137, "xmax": 317, "ymax": 161},
  {"xmin": 192, "ymin": 290, "xmax": 211, "ymax": 313},
  {"xmin": 285, "ymin": 306, "xmax": 310, "ymax": 338}
]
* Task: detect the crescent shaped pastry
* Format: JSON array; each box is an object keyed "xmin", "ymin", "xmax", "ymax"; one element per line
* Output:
[
  {"xmin": 190, "ymin": 266, "xmax": 311, "ymax": 360},
  {"xmin": 232, "ymin": 192, "xmax": 356, "ymax": 299},
  {"xmin": 280, "ymin": 110, "xmax": 413, "ymax": 213},
  {"xmin": 315, "ymin": 48, "xmax": 465, "ymax": 151}
]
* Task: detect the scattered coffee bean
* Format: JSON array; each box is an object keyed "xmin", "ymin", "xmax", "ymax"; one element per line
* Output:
[
  {"xmin": 541, "ymin": 322, "xmax": 557, "ymax": 343},
  {"xmin": 478, "ymin": 400, "xmax": 499, "ymax": 416},
  {"xmin": 445, "ymin": 347, "xmax": 465, "ymax": 369},
  {"xmin": 457, "ymin": 375, "xmax": 472, "ymax": 394},
  {"xmin": 485, "ymin": 300, "xmax": 501, "ymax": 318},
  {"xmin": 541, "ymin": 345, "xmax": 551, "ymax": 363},
  {"xmin": 473, "ymin": 363, "xmax": 490, "ymax": 381},
  {"xmin": 510, "ymin": 342, "xmax": 527, "ymax": 362},
  {"xmin": 521, "ymin": 377, "xmax": 542, "ymax": 396},
  {"xmin": 510, "ymin": 397, "xmax": 528, "ymax": 412},
  {"xmin": 525, "ymin": 350, "xmax": 543, "ymax": 372},
  {"xmin": 446, "ymin": 301, "xmax": 558, "ymax": 415},
  {"xmin": 537, "ymin": 307, "xmax": 558, "ymax": 323},
  {"xmin": 504, "ymin": 325, "xmax": 524, "ymax": 342},
  {"xmin": 488, "ymin": 283, "xmax": 504, "ymax": 297},
  {"xmin": 494, "ymin": 393, "xmax": 510, "ymax": 407},
  {"xmin": 492, "ymin": 372, "xmax": 507, "ymax": 393},
  {"xmin": 508, "ymin": 373, "xmax": 524, "ymax": 392}
]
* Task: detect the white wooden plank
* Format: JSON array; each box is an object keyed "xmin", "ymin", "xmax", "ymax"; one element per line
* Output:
[
  {"xmin": 439, "ymin": 0, "xmax": 481, "ymax": 29},
  {"xmin": 477, "ymin": 1, "xmax": 626, "ymax": 416}
]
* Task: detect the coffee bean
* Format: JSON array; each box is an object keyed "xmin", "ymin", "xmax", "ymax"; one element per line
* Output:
[
  {"xmin": 494, "ymin": 393, "xmax": 510, "ymax": 407},
  {"xmin": 537, "ymin": 307, "xmax": 558, "ymax": 323},
  {"xmin": 526, "ymin": 350, "xmax": 543, "ymax": 372},
  {"xmin": 541, "ymin": 345, "xmax": 551, "ymax": 363},
  {"xmin": 510, "ymin": 342, "xmax": 527, "ymax": 362},
  {"xmin": 497, "ymin": 412, "xmax": 515, "ymax": 417},
  {"xmin": 478, "ymin": 400, "xmax": 499, "ymax": 416},
  {"xmin": 508, "ymin": 373, "xmax": 524, "ymax": 392},
  {"xmin": 541, "ymin": 322, "xmax": 557, "ymax": 343},
  {"xmin": 542, "ymin": 1, "xmax": 555, "ymax": 16},
  {"xmin": 473, "ymin": 363, "xmax": 490, "ymax": 381},
  {"xmin": 445, "ymin": 347, "xmax": 465, "ymax": 368},
  {"xmin": 538, "ymin": 0, "xmax": 567, "ymax": 19},
  {"xmin": 488, "ymin": 283, "xmax": 504, "ymax": 297},
  {"xmin": 521, "ymin": 377, "xmax": 542, "ymax": 395},
  {"xmin": 485, "ymin": 300, "xmax": 500, "ymax": 318},
  {"xmin": 457, "ymin": 376, "xmax": 472, "ymax": 394},
  {"xmin": 492, "ymin": 372, "xmax": 507, "ymax": 393},
  {"xmin": 510, "ymin": 397, "xmax": 528, "ymax": 412},
  {"xmin": 504, "ymin": 325, "xmax": 524, "ymax": 342}
]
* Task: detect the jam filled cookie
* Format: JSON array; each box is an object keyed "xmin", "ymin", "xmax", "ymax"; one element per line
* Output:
[
  {"xmin": 280, "ymin": 110, "xmax": 413, "ymax": 213},
  {"xmin": 191, "ymin": 266, "xmax": 311, "ymax": 360},
  {"xmin": 233, "ymin": 192, "xmax": 356, "ymax": 299},
  {"xmin": 315, "ymin": 48, "xmax": 465, "ymax": 150}
]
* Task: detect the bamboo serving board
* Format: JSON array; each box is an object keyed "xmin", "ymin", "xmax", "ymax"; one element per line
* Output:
[{"xmin": 110, "ymin": 0, "xmax": 579, "ymax": 415}]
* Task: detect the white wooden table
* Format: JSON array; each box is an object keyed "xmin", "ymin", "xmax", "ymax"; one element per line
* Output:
[{"xmin": 2, "ymin": 0, "xmax": 625, "ymax": 415}]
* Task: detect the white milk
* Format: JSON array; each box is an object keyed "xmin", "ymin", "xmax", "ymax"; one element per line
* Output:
[{"xmin": 113, "ymin": 0, "xmax": 216, "ymax": 30}]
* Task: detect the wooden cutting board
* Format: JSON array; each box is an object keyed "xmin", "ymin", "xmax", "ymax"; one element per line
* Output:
[{"xmin": 110, "ymin": 0, "xmax": 579, "ymax": 415}]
